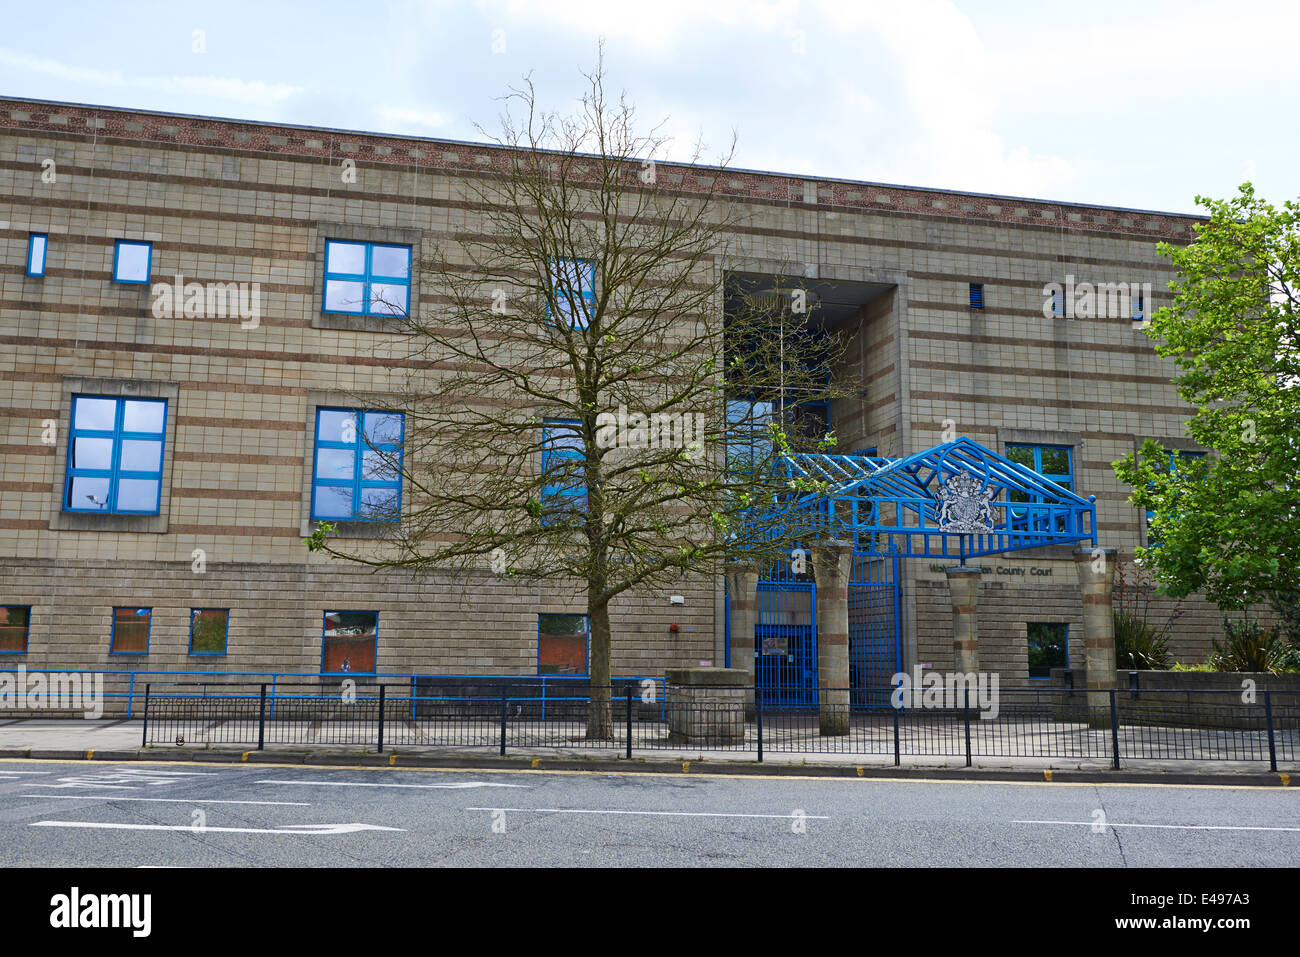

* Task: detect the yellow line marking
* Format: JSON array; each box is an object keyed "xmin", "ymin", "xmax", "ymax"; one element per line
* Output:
[
  {"xmin": 1044, "ymin": 770, "xmax": 1053, "ymax": 782},
  {"xmin": 0, "ymin": 757, "xmax": 1292, "ymax": 789}
]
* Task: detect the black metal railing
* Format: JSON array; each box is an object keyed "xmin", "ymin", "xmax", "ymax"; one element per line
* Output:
[{"xmin": 139, "ymin": 683, "xmax": 1300, "ymax": 770}]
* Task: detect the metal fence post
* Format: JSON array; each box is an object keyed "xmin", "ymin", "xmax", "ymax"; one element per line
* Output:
[
  {"xmin": 626, "ymin": 686, "xmax": 633, "ymax": 759},
  {"xmin": 1265, "ymin": 690, "xmax": 1277, "ymax": 773},
  {"xmin": 756, "ymin": 688, "xmax": 763, "ymax": 763},
  {"xmin": 140, "ymin": 684, "xmax": 150, "ymax": 748},
  {"xmin": 257, "ymin": 684, "xmax": 266, "ymax": 751},
  {"xmin": 128, "ymin": 672, "xmax": 136, "ymax": 718},
  {"xmin": 377, "ymin": 684, "xmax": 386, "ymax": 753},
  {"xmin": 893, "ymin": 704, "xmax": 901, "ymax": 767},
  {"xmin": 1109, "ymin": 690, "xmax": 1120, "ymax": 770},
  {"xmin": 963, "ymin": 686, "xmax": 972, "ymax": 768},
  {"xmin": 500, "ymin": 687, "xmax": 508, "ymax": 757}
]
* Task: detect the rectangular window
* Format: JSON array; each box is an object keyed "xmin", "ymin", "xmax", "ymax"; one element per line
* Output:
[
  {"xmin": 322, "ymin": 610, "xmax": 378, "ymax": 674},
  {"xmin": 0, "ymin": 606, "xmax": 31, "ymax": 653},
  {"xmin": 541, "ymin": 419, "xmax": 587, "ymax": 519},
  {"xmin": 1027, "ymin": 622, "xmax": 1068, "ymax": 678},
  {"xmin": 112, "ymin": 240, "xmax": 152, "ymax": 284},
  {"xmin": 548, "ymin": 258, "xmax": 596, "ymax": 328},
  {"xmin": 64, "ymin": 395, "xmax": 167, "ymax": 514},
  {"xmin": 311, "ymin": 408, "xmax": 405, "ymax": 522},
  {"xmin": 1051, "ymin": 288, "xmax": 1064, "ymax": 317},
  {"xmin": 1006, "ymin": 443, "xmax": 1073, "ymax": 532},
  {"xmin": 27, "ymin": 233, "xmax": 47, "ymax": 277},
  {"xmin": 969, "ymin": 283, "xmax": 984, "ymax": 309},
  {"xmin": 189, "ymin": 608, "xmax": 229, "ymax": 655},
  {"xmin": 538, "ymin": 613, "xmax": 588, "ymax": 675},
  {"xmin": 111, "ymin": 607, "xmax": 151, "ymax": 654},
  {"xmin": 1132, "ymin": 291, "xmax": 1145, "ymax": 322},
  {"xmin": 322, "ymin": 240, "xmax": 411, "ymax": 317}
]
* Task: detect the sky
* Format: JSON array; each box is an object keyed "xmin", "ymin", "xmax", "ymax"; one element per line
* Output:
[{"xmin": 1, "ymin": 0, "xmax": 1296, "ymax": 214}]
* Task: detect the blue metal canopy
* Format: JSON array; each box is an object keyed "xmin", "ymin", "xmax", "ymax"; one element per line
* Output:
[{"xmin": 773, "ymin": 437, "xmax": 1097, "ymax": 559}]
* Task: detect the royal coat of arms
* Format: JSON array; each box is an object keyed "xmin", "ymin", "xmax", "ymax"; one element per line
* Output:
[{"xmin": 936, "ymin": 470, "xmax": 996, "ymax": 532}]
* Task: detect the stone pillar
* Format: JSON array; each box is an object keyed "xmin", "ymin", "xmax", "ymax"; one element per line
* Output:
[
  {"xmin": 811, "ymin": 539, "xmax": 853, "ymax": 736},
  {"xmin": 1074, "ymin": 547, "xmax": 1118, "ymax": 718},
  {"xmin": 666, "ymin": 667, "xmax": 747, "ymax": 747},
  {"xmin": 724, "ymin": 564, "xmax": 758, "ymax": 717},
  {"xmin": 945, "ymin": 566, "xmax": 984, "ymax": 673}
]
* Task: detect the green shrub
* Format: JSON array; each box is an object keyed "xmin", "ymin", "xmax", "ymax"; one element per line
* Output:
[
  {"xmin": 1114, "ymin": 609, "xmax": 1171, "ymax": 669},
  {"xmin": 1209, "ymin": 618, "xmax": 1286, "ymax": 673}
]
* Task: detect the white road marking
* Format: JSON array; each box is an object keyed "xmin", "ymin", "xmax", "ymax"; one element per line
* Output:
[
  {"xmin": 0, "ymin": 770, "xmax": 50, "ymax": 775},
  {"xmin": 1013, "ymin": 819, "xmax": 1300, "ymax": 832},
  {"xmin": 257, "ymin": 779, "xmax": 528, "ymax": 790},
  {"xmin": 31, "ymin": 821, "xmax": 404, "ymax": 835},
  {"xmin": 20, "ymin": 794, "xmax": 310, "ymax": 806},
  {"xmin": 35, "ymin": 769, "xmax": 216, "ymax": 790},
  {"xmin": 464, "ymin": 807, "xmax": 830, "ymax": 820}
]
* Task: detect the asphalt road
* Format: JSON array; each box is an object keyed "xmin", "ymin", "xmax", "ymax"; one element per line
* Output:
[{"xmin": 0, "ymin": 759, "xmax": 1296, "ymax": 867}]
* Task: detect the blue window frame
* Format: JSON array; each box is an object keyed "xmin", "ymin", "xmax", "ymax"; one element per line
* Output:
[
  {"xmin": 548, "ymin": 258, "xmax": 595, "ymax": 328},
  {"xmin": 1146, "ymin": 450, "xmax": 1206, "ymax": 541},
  {"xmin": 26, "ymin": 233, "xmax": 48, "ymax": 277},
  {"xmin": 1132, "ymin": 290, "xmax": 1146, "ymax": 323},
  {"xmin": 321, "ymin": 610, "xmax": 378, "ymax": 674},
  {"xmin": 1050, "ymin": 288, "xmax": 1064, "ymax": 317},
  {"xmin": 969, "ymin": 283, "xmax": 984, "ymax": 309},
  {"xmin": 538, "ymin": 613, "xmax": 589, "ymax": 675},
  {"xmin": 1006, "ymin": 443, "xmax": 1073, "ymax": 532},
  {"xmin": 189, "ymin": 608, "xmax": 229, "ymax": 655},
  {"xmin": 64, "ymin": 395, "xmax": 167, "ymax": 514},
  {"xmin": 322, "ymin": 240, "xmax": 411, "ymax": 317},
  {"xmin": 541, "ymin": 419, "xmax": 587, "ymax": 519},
  {"xmin": 311, "ymin": 408, "xmax": 405, "ymax": 522},
  {"xmin": 112, "ymin": 240, "xmax": 152, "ymax": 284},
  {"xmin": 110, "ymin": 607, "xmax": 151, "ymax": 655},
  {"xmin": 0, "ymin": 605, "xmax": 31, "ymax": 653}
]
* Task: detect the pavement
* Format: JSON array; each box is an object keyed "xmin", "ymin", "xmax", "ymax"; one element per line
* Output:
[
  {"xmin": 0, "ymin": 756, "xmax": 1296, "ymax": 867},
  {"xmin": 0, "ymin": 718, "xmax": 1294, "ymax": 786}
]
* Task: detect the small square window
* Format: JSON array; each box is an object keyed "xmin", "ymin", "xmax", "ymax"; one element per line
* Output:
[
  {"xmin": 538, "ymin": 613, "xmax": 588, "ymax": 675},
  {"xmin": 112, "ymin": 240, "xmax": 152, "ymax": 284},
  {"xmin": 1027, "ymin": 622, "xmax": 1068, "ymax": 678},
  {"xmin": 0, "ymin": 606, "xmax": 31, "ymax": 653},
  {"xmin": 968, "ymin": 283, "xmax": 984, "ymax": 309},
  {"xmin": 111, "ymin": 607, "xmax": 151, "ymax": 654},
  {"xmin": 27, "ymin": 234, "xmax": 48, "ymax": 277},
  {"xmin": 189, "ymin": 609, "xmax": 229, "ymax": 655},
  {"xmin": 322, "ymin": 610, "xmax": 378, "ymax": 674}
]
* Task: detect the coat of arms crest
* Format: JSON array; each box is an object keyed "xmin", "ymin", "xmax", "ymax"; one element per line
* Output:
[{"xmin": 936, "ymin": 470, "xmax": 996, "ymax": 532}]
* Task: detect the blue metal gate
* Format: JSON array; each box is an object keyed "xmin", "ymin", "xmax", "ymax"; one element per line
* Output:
[{"xmin": 849, "ymin": 554, "xmax": 901, "ymax": 708}]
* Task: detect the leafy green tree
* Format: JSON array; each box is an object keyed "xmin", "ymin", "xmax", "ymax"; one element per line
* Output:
[{"xmin": 1114, "ymin": 184, "xmax": 1300, "ymax": 608}]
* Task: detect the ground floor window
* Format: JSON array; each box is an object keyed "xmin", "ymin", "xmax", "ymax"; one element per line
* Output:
[
  {"xmin": 538, "ymin": 614, "xmax": 588, "ymax": 675},
  {"xmin": 190, "ymin": 609, "xmax": 229, "ymax": 655},
  {"xmin": 322, "ymin": 610, "xmax": 378, "ymax": 674},
  {"xmin": 1027, "ymin": 622, "xmax": 1068, "ymax": 678},
  {"xmin": 111, "ymin": 607, "xmax": 151, "ymax": 654},
  {"xmin": 0, "ymin": 606, "xmax": 30, "ymax": 652}
]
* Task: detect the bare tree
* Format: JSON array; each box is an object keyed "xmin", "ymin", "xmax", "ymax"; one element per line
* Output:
[{"xmin": 307, "ymin": 56, "xmax": 849, "ymax": 737}]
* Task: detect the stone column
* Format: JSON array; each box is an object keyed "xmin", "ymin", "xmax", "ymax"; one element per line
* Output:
[
  {"xmin": 811, "ymin": 539, "xmax": 853, "ymax": 735},
  {"xmin": 1074, "ymin": 547, "xmax": 1118, "ymax": 719},
  {"xmin": 945, "ymin": 566, "xmax": 984, "ymax": 674},
  {"xmin": 724, "ymin": 564, "xmax": 758, "ymax": 717}
]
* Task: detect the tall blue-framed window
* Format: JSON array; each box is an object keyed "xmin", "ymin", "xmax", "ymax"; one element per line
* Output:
[
  {"xmin": 538, "ymin": 613, "xmax": 589, "ymax": 675},
  {"xmin": 64, "ymin": 396, "xmax": 167, "ymax": 514},
  {"xmin": 311, "ymin": 408, "xmax": 405, "ymax": 522},
  {"xmin": 26, "ymin": 233, "xmax": 48, "ymax": 277},
  {"xmin": 548, "ymin": 258, "xmax": 595, "ymax": 328},
  {"xmin": 1051, "ymin": 288, "xmax": 1065, "ymax": 317},
  {"xmin": 541, "ymin": 419, "xmax": 587, "ymax": 519},
  {"xmin": 969, "ymin": 283, "xmax": 984, "ymax": 309},
  {"xmin": 1146, "ymin": 450, "xmax": 1206, "ymax": 544},
  {"xmin": 1132, "ymin": 290, "xmax": 1146, "ymax": 323},
  {"xmin": 112, "ymin": 240, "xmax": 152, "ymax": 284},
  {"xmin": 0, "ymin": 605, "xmax": 31, "ymax": 653},
  {"xmin": 322, "ymin": 240, "xmax": 411, "ymax": 317},
  {"xmin": 1006, "ymin": 443, "xmax": 1073, "ymax": 532},
  {"xmin": 111, "ymin": 607, "xmax": 151, "ymax": 655},
  {"xmin": 322, "ymin": 610, "xmax": 378, "ymax": 674},
  {"xmin": 189, "ymin": 608, "xmax": 229, "ymax": 655}
]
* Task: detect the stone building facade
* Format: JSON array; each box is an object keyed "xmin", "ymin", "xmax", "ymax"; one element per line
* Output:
[{"xmin": 0, "ymin": 96, "xmax": 1221, "ymax": 686}]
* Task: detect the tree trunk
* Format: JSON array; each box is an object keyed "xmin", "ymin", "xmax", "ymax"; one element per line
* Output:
[{"xmin": 586, "ymin": 598, "xmax": 613, "ymax": 739}]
